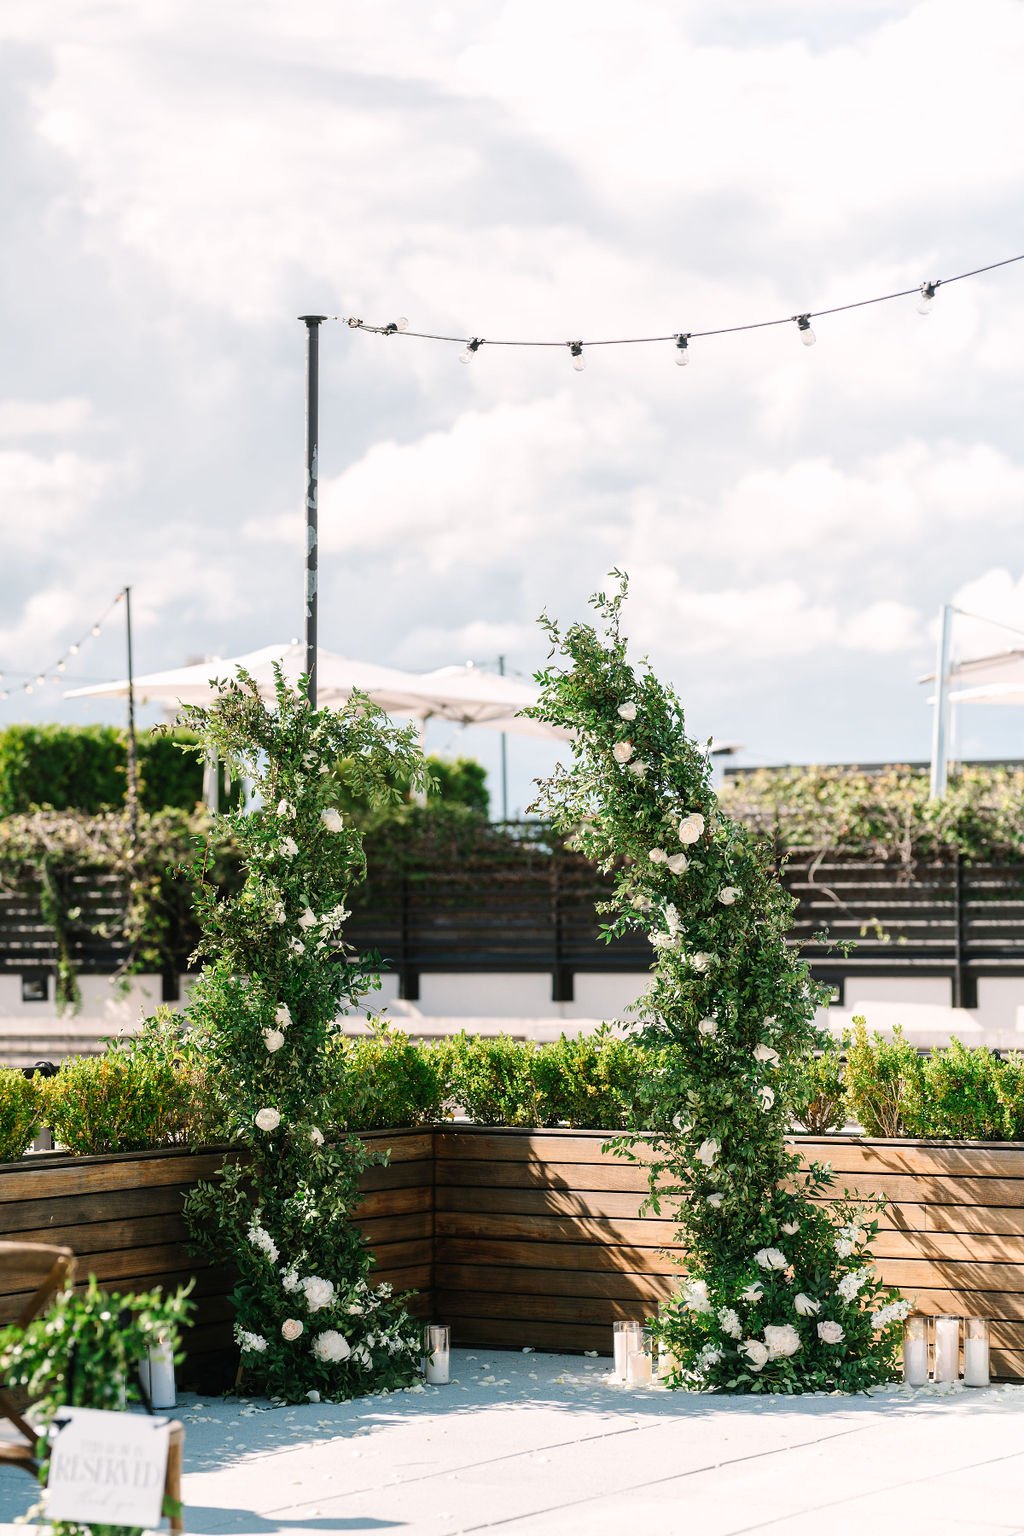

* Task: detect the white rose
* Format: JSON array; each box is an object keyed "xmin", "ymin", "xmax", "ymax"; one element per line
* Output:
[
  {"xmin": 758, "ymin": 1086, "xmax": 776, "ymax": 1111},
  {"xmin": 696, "ymin": 1138, "xmax": 719, "ymax": 1167},
  {"xmin": 740, "ymin": 1338, "xmax": 769, "ymax": 1371},
  {"xmin": 718, "ymin": 1307, "xmax": 742, "ymax": 1339},
  {"xmin": 281, "ymin": 1318, "xmax": 304, "ymax": 1342},
  {"xmin": 312, "ymin": 1329, "xmax": 351, "ymax": 1364},
  {"xmin": 690, "ymin": 952, "xmax": 714, "ymax": 973},
  {"xmin": 648, "ymin": 847, "xmax": 668, "ymax": 864},
  {"xmin": 754, "ymin": 1247, "xmax": 787, "ymax": 1271},
  {"xmin": 627, "ymin": 759, "xmax": 649, "ymax": 779},
  {"xmin": 276, "ymin": 799, "xmax": 296, "ymax": 818},
  {"xmin": 613, "ymin": 740, "xmax": 634, "ymax": 764},
  {"xmin": 753, "ymin": 1044, "xmax": 780, "ymax": 1068},
  {"xmin": 817, "ymin": 1320, "xmax": 845, "ymax": 1345},
  {"xmin": 320, "ymin": 807, "xmax": 344, "ymax": 833},
  {"xmin": 706, "ymin": 1192, "xmax": 723, "ymax": 1208},
  {"xmin": 302, "ymin": 1276, "xmax": 336, "ymax": 1312},
  {"xmin": 263, "ymin": 1029, "xmax": 286, "ymax": 1053},
  {"xmin": 617, "ymin": 702, "xmax": 637, "ymax": 721},
  {"xmin": 678, "ymin": 814, "xmax": 705, "ymax": 845},
  {"xmin": 697, "ymin": 1016, "xmax": 718, "ymax": 1038},
  {"xmin": 280, "ymin": 836, "xmax": 299, "ymax": 859},
  {"xmin": 297, "ymin": 907, "xmax": 317, "ymax": 930},
  {"xmin": 794, "ymin": 1293, "xmax": 821, "ymax": 1317},
  {"xmin": 780, "ymin": 1221, "xmax": 800, "ymax": 1236},
  {"xmin": 682, "ymin": 1279, "xmax": 712, "ymax": 1314},
  {"xmin": 666, "ymin": 852, "xmax": 689, "ymax": 875},
  {"xmin": 672, "ymin": 1112, "xmax": 688, "ymax": 1132},
  {"xmin": 274, "ymin": 1003, "xmax": 292, "ymax": 1029},
  {"xmin": 310, "ymin": 1127, "xmax": 325, "ymax": 1147},
  {"xmin": 718, "ymin": 886, "xmax": 741, "ymax": 906},
  {"xmin": 255, "ymin": 1107, "xmax": 281, "ymax": 1133},
  {"xmin": 739, "ymin": 1283, "xmax": 763, "ymax": 1304},
  {"xmin": 765, "ymin": 1323, "xmax": 802, "ymax": 1360},
  {"xmin": 289, "ymin": 937, "xmax": 305, "ymax": 956}
]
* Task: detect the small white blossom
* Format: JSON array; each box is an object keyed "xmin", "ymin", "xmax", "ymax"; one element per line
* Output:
[
  {"xmin": 280, "ymin": 836, "xmax": 299, "ymax": 860},
  {"xmin": 758, "ymin": 1086, "xmax": 775, "ymax": 1111},
  {"xmin": 269, "ymin": 901, "xmax": 287, "ymax": 924},
  {"xmin": 613, "ymin": 739, "xmax": 634, "ymax": 764},
  {"xmin": 690, "ymin": 952, "xmax": 714, "ymax": 973},
  {"xmin": 871, "ymin": 1299, "xmax": 911, "ymax": 1329},
  {"xmin": 617, "ymin": 701, "xmax": 637, "ymax": 721},
  {"xmin": 765, "ymin": 1324, "xmax": 801, "ymax": 1360},
  {"xmin": 678, "ymin": 814, "xmax": 705, "ymax": 845},
  {"xmin": 274, "ymin": 1003, "xmax": 292, "ymax": 1029},
  {"xmin": 255, "ymin": 1107, "xmax": 281, "ymax": 1133},
  {"xmin": 301, "ymin": 1276, "xmax": 336, "ymax": 1312},
  {"xmin": 817, "ymin": 1320, "xmax": 845, "ymax": 1345},
  {"xmin": 276, "ymin": 799, "xmax": 296, "ymax": 819},
  {"xmin": 281, "ymin": 1318, "xmax": 304, "ymax": 1342},
  {"xmin": 312, "ymin": 1330, "xmax": 351, "ymax": 1363},
  {"xmin": 697, "ymin": 1016, "xmax": 718, "ymax": 1038},
  {"xmin": 309, "ymin": 1127, "xmax": 324, "ymax": 1147},
  {"xmin": 671, "ymin": 1112, "xmax": 689, "ymax": 1132},
  {"xmin": 664, "ymin": 903, "xmax": 682, "ymax": 936},
  {"xmin": 281, "ymin": 1268, "xmax": 301, "ymax": 1293},
  {"xmin": 699, "ymin": 1345, "xmax": 723, "ymax": 1368},
  {"xmin": 837, "ymin": 1267, "xmax": 871, "ymax": 1303},
  {"xmin": 247, "ymin": 1224, "xmax": 279, "ymax": 1263},
  {"xmin": 648, "ymin": 847, "xmax": 668, "ymax": 864},
  {"xmin": 740, "ymin": 1338, "xmax": 769, "ymax": 1371},
  {"xmin": 753, "ymin": 1044, "xmax": 780, "ymax": 1068},
  {"xmin": 754, "ymin": 1247, "xmax": 787, "ymax": 1271},
  {"xmin": 289, "ymin": 937, "xmax": 306, "ymax": 956},
  {"xmin": 320, "ymin": 807, "xmax": 344, "ymax": 833},
  {"xmin": 631, "ymin": 894, "xmax": 652, "ymax": 912},
  {"xmin": 794, "ymin": 1293, "xmax": 821, "ymax": 1317},
  {"xmin": 718, "ymin": 1307, "xmax": 742, "ymax": 1338},
  {"xmin": 235, "ymin": 1327, "xmax": 269, "ymax": 1354},
  {"xmin": 263, "ymin": 1028, "xmax": 286, "ymax": 1053},
  {"xmin": 781, "ymin": 1221, "xmax": 800, "ymax": 1236},
  {"xmin": 706, "ymin": 1192, "xmax": 724, "ymax": 1208},
  {"xmin": 739, "ymin": 1283, "xmax": 764, "ymax": 1304},
  {"xmin": 682, "ymin": 1278, "xmax": 712, "ymax": 1314},
  {"xmin": 351, "ymin": 1344, "xmax": 372, "ymax": 1368},
  {"xmin": 627, "ymin": 759, "xmax": 649, "ymax": 779},
  {"xmin": 718, "ymin": 886, "xmax": 741, "ymax": 906},
  {"xmin": 834, "ymin": 1238, "xmax": 855, "ymax": 1260},
  {"xmin": 297, "ymin": 907, "xmax": 317, "ymax": 930},
  {"xmin": 696, "ymin": 1138, "xmax": 719, "ymax": 1168},
  {"xmin": 666, "ymin": 852, "xmax": 689, "ymax": 875}
]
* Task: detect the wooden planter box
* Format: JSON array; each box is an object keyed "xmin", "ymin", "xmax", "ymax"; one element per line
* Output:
[{"xmin": 2, "ymin": 1129, "xmax": 1022, "ymax": 1381}]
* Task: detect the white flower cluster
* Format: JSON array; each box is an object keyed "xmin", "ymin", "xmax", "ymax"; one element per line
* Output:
[
  {"xmin": 718, "ymin": 1306, "xmax": 742, "ymax": 1339},
  {"xmin": 681, "ymin": 1278, "xmax": 712, "ymax": 1314},
  {"xmin": 870, "ymin": 1298, "xmax": 911, "ymax": 1330},
  {"xmin": 836, "ymin": 1266, "xmax": 872, "ymax": 1303},
  {"xmin": 235, "ymin": 1327, "xmax": 269, "ymax": 1354},
  {"xmin": 247, "ymin": 1223, "xmax": 279, "ymax": 1264}
]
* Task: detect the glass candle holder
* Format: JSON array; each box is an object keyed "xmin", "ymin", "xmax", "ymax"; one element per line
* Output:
[
  {"xmin": 613, "ymin": 1320, "xmax": 642, "ymax": 1382},
  {"xmin": 963, "ymin": 1317, "xmax": 990, "ymax": 1388},
  {"xmin": 144, "ymin": 1336, "xmax": 177, "ymax": 1410},
  {"xmin": 933, "ymin": 1314, "xmax": 961, "ymax": 1383},
  {"xmin": 903, "ymin": 1315, "xmax": 929, "ymax": 1387},
  {"xmin": 626, "ymin": 1327, "xmax": 654, "ymax": 1388},
  {"xmin": 423, "ymin": 1324, "xmax": 450, "ymax": 1385}
]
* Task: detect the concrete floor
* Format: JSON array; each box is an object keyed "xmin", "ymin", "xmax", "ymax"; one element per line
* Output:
[{"xmin": 2, "ymin": 1351, "xmax": 1024, "ymax": 1535}]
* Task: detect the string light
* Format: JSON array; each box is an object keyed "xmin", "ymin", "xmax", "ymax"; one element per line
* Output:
[
  {"xmin": 0, "ymin": 591, "xmax": 125, "ymax": 704},
  {"xmin": 459, "ymin": 337, "xmax": 483, "ymax": 364},
  {"xmin": 332, "ymin": 250, "xmax": 1024, "ymax": 364},
  {"xmin": 674, "ymin": 333, "xmax": 690, "ymax": 366},
  {"xmin": 917, "ymin": 280, "xmax": 939, "ymax": 316}
]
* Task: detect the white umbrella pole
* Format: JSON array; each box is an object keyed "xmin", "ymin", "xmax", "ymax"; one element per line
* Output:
[
  {"xmin": 498, "ymin": 655, "xmax": 509, "ymax": 822},
  {"xmin": 300, "ymin": 314, "xmax": 326, "ymax": 709},
  {"xmin": 929, "ymin": 603, "xmax": 954, "ymax": 800}
]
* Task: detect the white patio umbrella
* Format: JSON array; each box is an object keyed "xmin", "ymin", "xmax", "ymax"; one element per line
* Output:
[{"xmin": 388, "ymin": 663, "xmax": 569, "ymax": 742}]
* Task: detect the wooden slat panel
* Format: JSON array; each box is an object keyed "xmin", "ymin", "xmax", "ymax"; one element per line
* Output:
[
  {"xmin": 435, "ymin": 1263, "xmax": 674, "ymax": 1303},
  {"xmin": 449, "ymin": 1316, "xmax": 615, "ymax": 1353},
  {"xmin": 434, "ymin": 1131, "xmax": 653, "ymax": 1165},
  {"xmin": 435, "ymin": 1237, "xmax": 683, "ymax": 1276},
  {"xmin": 435, "ymin": 1289, "xmax": 660, "ymax": 1325},
  {"xmin": 0, "ymin": 1151, "xmax": 228, "ymax": 1201},
  {"xmin": 433, "ymin": 1210, "xmax": 682, "ymax": 1248},
  {"xmin": 871, "ymin": 1228, "xmax": 1024, "ymax": 1263},
  {"xmin": 435, "ymin": 1158, "xmax": 654, "ymax": 1193},
  {"xmin": 794, "ymin": 1140, "xmax": 1024, "ymax": 1178},
  {"xmin": 0, "ymin": 1184, "xmax": 192, "ymax": 1236},
  {"xmin": 435, "ymin": 1186, "xmax": 649, "ymax": 1219},
  {"xmin": 353, "ymin": 1185, "xmax": 433, "ymax": 1220}
]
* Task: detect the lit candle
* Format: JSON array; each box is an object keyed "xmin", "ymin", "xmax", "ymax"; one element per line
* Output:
[
  {"xmin": 933, "ymin": 1314, "xmax": 960, "ymax": 1383},
  {"xmin": 963, "ymin": 1317, "xmax": 990, "ymax": 1388},
  {"xmin": 903, "ymin": 1316, "xmax": 928, "ymax": 1387},
  {"xmin": 146, "ymin": 1337, "xmax": 177, "ymax": 1410},
  {"xmin": 423, "ymin": 1324, "xmax": 450, "ymax": 1385},
  {"xmin": 626, "ymin": 1327, "xmax": 654, "ymax": 1387},
  {"xmin": 613, "ymin": 1321, "xmax": 642, "ymax": 1382}
]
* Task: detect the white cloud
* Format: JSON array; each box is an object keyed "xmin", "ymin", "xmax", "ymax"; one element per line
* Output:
[
  {"xmin": 0, "ymin": 449, "xmax": 118, "ymax": 551},
  {"xmin": 0, "ymin": 398, "xmax": 94, "ymax": 436},
  {"xmin": 948, "ymin": 569, "xmax": 1024, "ymax": 661},
  {"xmin": 394, "ymin": 619, "xmax": 540, "ymax": 669}
]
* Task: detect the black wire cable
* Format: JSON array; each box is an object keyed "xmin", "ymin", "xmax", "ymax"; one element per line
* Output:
[{"xmin": 333, "ymin": 251, "xmax": 1024, "ymax": 350}]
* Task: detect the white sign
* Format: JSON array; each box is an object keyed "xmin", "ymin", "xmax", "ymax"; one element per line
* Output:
[{"xmin": 46, "ymin": 1408, "xmax": 170, "ymax": 1529}]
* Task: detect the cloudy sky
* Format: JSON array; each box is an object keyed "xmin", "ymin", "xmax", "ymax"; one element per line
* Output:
[{"xmin": 2, "ymin": 0, "xmax": 1023, "ymax": 811}]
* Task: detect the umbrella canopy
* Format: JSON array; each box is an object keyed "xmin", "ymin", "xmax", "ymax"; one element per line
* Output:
[
  {"xmin": 948, "ymin": 682, "xmax": 1024, "ymax": 707},
  {"xmin": 389, "ymin": 663, "xmax": 569, "ymax": 741}
]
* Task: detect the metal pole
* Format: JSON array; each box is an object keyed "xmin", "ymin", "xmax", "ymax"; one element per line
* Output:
[
  {"xmin": 124, "ymin": 585, "xmax": 139, "ymax": 841},
  {"xmin": 299, "ymin": 315, "xmax": 327, "ymax": 708},
  {"xmin": 498, "ymin": 655, "xmax": 509, "ymax": 823},
  {"xmin": 929, "ymin": 602, "xmax": 954, "ymax": 800}
]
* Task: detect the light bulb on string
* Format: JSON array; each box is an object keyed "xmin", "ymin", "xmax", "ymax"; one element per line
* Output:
[
  {"xmin": 675, "ymin": 334, "xmax": 690, "ymax": 366},
  {"xmin": 35, "ymin": 674, "xmax": 45, "ymax": 686},
  {"xmin": 57, "ymin": 661, "xmax": 66, "ymax": 673},
  {"xmin": 796, "ymin": 314, "xmax": 816, "ymax": 346},
  {"xmin": 568, "ymin": 341, "xmax": 585, "ymax": 372},
  {"xmin": 24, "ymin": 683, "xmax": 33, "ymax": 695},
  {"xmin": 459, "ymin": 337, "xmax": 483, "ymax": 365},
  {"xmin": 91, "ymin": 624, "xmax": 101, "ymax": 637},
  {"xmin": 69, "ymin": 643, "xmax": 79, "ymax": 655},
  {"xmin": 917, "ymin": 281, "xmax": 938, "ymax": 315}
]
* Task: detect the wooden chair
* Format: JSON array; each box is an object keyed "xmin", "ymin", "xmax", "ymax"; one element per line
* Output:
[{"xmin": 0, "ymin": 1241, "xmax": 185, "ymax": 1533}]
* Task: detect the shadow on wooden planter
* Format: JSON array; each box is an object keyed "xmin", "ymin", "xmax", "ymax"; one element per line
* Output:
[{"xmin": 2, "ymin": 1128, "xmax": 1024, "ymax": 1384}]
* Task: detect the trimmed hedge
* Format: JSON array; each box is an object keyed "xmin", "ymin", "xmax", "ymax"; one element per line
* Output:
[{"xmin": 0, "ymin": 725, "xmax": 205, "ymax": 815}]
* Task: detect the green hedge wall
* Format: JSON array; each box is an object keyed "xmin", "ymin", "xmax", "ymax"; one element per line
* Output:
[{"xmin": 0, "ymin": 725, "xmax": 206, "ymax": 815}]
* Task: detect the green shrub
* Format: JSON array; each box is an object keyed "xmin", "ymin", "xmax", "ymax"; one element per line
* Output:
[
  {"xmin": 995, "ymin": 1055, "xmax": 1024, "ymax": 1139},
  {"xmin": 0, "ymin": 1070, "xmax": 41, "ymax": 1162},
  {"xmin": 0, "ymin": 723, "xmax": 206, "ymax": 815},
  {"xmin": 918, "ymin": 1040, "xmax": 1006, "ymax": 1139},
  {"xmin": 532, "ymin": 1026, "xmax": 651, "ymax": 1129},
  {"xmin": 790, "ymin": 1033, "xmax": 848, "ymax": 1135},
  {"xmin": 324, "ymin": 1023, "xmax": 452, "ymax": 1130},
  {"xmin": 43, "ymin": 1010, "xmax": 225, "ymax": 1154},
  {"xmin": 446, "ymin": 1033, "xmax": 543, "ymax": 1126},
  {"xmin": 844, "ymin": 1017, "xmax": 925, "ymax": 1137}
]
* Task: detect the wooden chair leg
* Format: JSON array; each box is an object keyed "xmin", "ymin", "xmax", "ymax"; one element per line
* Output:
[{"xmin": 165, "ymin": 1424, "xmax": 185, "ymax": 1534}]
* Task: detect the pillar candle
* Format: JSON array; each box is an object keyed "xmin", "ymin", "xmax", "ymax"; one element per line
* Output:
[
  {"xmin": 964, "ymin": 1319, "xmax": 990, "ymax": 1388},
  {"xmin": 613, "ymin": 1321, "xmax": 641, "ymax": 1382},
  {"xmin": 146, "ymin": 1339, "xmax": 177, "ymax": 1411},
  {"xmin": 933, "ymin": 1315, "xmax": 960, "ymax": 1383},
  {"xmin": 423, "ymin": 1324, "xmax": 450, "ymax": 1385}
]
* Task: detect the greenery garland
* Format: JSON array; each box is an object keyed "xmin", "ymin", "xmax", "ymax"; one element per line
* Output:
[
  {"xmin": 177, "ymin": 669, "xmax": 428, "ymax": 1402},
  {"xmin": 529, "ymin": 577, "xmax": 907, "ymax": 1392}
]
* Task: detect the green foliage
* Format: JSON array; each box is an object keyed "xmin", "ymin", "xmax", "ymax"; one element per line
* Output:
[
  {"xmin": 0, "ymin": 1069, "xmax": 41, "ymax": 1162},
  {"xmin": 919, "ymin": 1038, "xmax": 1005, "ymax": 1139},
  {"xmin": 324, "ymin": 1023, "xmax": 451, "ymax": 1130},
  {"xmin": 790, "ymin": 1035, "xmax": 848, "ymax": 1135},
  {"xmin": 0, "ymin": 1275, "xmax": 192, "ymax": 1536},
  {"xmin": 445, "ymin": 1033, "xmax": 544, "ymax": 1127},
  {"xmin": 532, "ymin": 1025, "xmax": 656, "ymax": 1129},
  {"xmin": 176, "ymin": 669, "xmax": 429, "ymax": 1402},
  {"xmin": 844, "ymin": 1018, "xmax": 925, "ymax": 1138},
  {"xmin": 996, "ymin": 1056, "xmax": 1024, "ymax": 1140},
  {"xmin": 42, "ymin": 1016, "xmax": 224, "ymax": 1154},
  {"xmin": 528, "ymin": 574, "xmax": 905, "ymax": 1393},
  {"xmin": 720, "ymin": 762, "xmax": 1024, "ymax": 861},
  {"xmin": 0, "ymin": 724, "xmax": 206, "ymax": 816}
]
